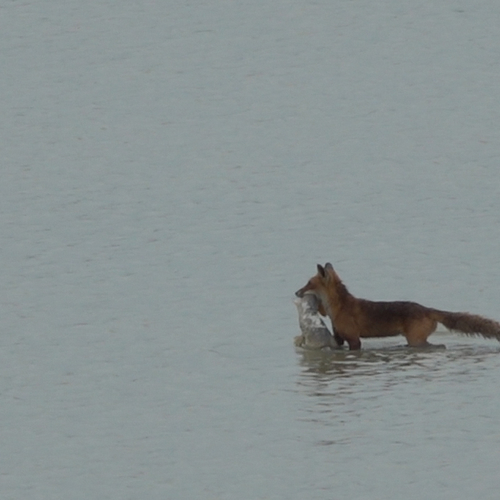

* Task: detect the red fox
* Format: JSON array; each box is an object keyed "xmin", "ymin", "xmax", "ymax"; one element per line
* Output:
[{"xmin": 296, "ymin": 263, "xmax": 500, "ymax": 350}]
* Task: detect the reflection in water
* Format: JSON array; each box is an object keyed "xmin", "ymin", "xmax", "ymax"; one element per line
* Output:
[
  {"xmin": 296, "ymin": 338, "xmax": 500, "ymax": 382},
  {"xmin": 295, "ymin": 337, "xmax": 500, "ymax": 453},
  {"xmin": 295, "ymin": 337, "xmax": 500, "ymax": 417}
]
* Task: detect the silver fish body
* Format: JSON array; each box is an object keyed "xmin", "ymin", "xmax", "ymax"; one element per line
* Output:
[{"xmin": 293, "ymin": 293, "xmax": 336, "ymax": 349}]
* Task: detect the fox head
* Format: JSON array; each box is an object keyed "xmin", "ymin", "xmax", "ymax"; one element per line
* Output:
[{"xmin": 295, "ymin": 263, "xmax": 337, "ymax": 298}]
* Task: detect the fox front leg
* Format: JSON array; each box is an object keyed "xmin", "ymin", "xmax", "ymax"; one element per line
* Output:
[{"xmin": 332, "ymin": 327, "xmax": 345, "ymax": 347}]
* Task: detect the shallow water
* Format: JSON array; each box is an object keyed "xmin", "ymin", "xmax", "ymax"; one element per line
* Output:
[
  {"xmin": 2, "ymin": 1, "xmax": 500, "ymax": 499},
  {"xmin": 293, "ymin": 338, "xmax": 500, "ymax": 499}
]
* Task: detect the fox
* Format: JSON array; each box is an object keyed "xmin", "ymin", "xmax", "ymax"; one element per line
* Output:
[{"xmin": 295, "ymin": 263, "xmax": 500, "ymax": 350}]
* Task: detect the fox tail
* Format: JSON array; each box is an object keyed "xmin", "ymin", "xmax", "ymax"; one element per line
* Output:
[{"xmin": 431, "ymin": 310, "xmax": 500, "ymax": 341}]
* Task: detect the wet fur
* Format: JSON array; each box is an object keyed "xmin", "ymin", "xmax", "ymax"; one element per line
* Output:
[{"xmin": 296, "ymin": 263, "xmax": 500, "ymax": 350}]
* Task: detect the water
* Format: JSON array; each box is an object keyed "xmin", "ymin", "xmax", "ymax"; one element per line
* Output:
[{"xmin": 2, "ymin": 1, "xmax": 500, "ymax": 498}]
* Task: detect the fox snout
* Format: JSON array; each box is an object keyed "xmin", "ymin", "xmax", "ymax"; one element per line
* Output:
[{"xmin": 295, "ymin": 286, "xmax": 308, "ymax": 298}]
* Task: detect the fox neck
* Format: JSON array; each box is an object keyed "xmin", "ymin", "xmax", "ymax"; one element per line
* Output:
[{"xmin": 318, "ymin": 277, "xmax": 351, "ymax": 320}]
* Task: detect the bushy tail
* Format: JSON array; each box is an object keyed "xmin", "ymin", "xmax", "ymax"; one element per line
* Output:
[{"xmin": 431, "ymin": 310, "xmax": 500, "ymax": 341}]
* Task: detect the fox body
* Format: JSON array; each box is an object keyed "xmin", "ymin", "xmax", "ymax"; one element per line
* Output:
[
  {"xmin": 296, "ymin": 263, "xmax": 500, "ymax": 350},
  {"xmin": 293, "ymin": 293, "xmax": 338, "ymax": 349}
]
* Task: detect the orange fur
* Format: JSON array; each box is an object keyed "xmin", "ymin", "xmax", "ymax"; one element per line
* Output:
[{"xmin": 296, "ymin": 263, "xmax": 500, "ymax": 350}]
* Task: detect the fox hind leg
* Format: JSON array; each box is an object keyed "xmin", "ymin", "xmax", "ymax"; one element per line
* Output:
[{"xmin": 404, "ymin": 318, "xmax": 438, "ymax": 347}]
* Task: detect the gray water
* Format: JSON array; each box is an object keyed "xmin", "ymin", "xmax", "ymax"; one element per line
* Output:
[{"xmin": 2, "ymin": 1, "xmax": 500, "ymax": 499}]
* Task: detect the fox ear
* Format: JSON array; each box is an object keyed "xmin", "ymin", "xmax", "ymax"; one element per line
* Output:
[
  {"xmin": 324, "ymin": 263, "xmax": 335, "ymax": 280},
  {"xmin": 317, "ymin": 264, "xmax": 326, "ymax": 277}
]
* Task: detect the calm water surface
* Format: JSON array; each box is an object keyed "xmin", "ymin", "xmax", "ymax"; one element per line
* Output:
[{"xmin": 2, "ymin": 1, "xmax": 500, "ymax": 499}]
